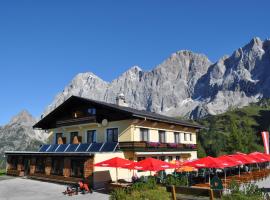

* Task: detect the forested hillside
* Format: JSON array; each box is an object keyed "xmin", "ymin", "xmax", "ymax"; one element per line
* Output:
[{"xmin": 197, "ymin": 99, "xmax": 270, "ymax": 158}]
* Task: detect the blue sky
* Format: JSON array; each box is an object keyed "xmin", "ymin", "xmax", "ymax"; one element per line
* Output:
[{"xmin": 0, "ymin": 0, "xmax": 270, "ymax": 125}]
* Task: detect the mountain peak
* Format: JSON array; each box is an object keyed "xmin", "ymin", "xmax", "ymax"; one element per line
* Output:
[{"xmin": 8, "ymin": 110, "xmax": 36, "ymax": 126}]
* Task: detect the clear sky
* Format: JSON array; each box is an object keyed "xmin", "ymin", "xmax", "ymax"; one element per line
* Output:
[{"xmin": 0, "ymin": 0, "xmax": 270, "ymax": 125}]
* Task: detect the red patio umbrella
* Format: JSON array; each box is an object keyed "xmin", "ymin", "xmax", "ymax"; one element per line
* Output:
[
  {"xmin": 217, "ymin": 155, "xmax": 244, "ymax": 178},
  {"xmin": 94, "ymin": 157, "xmax": 134, "ymax": 183},
  {"xmin": 129, "ymin": 158, "xmax": 177, "ymax": 172},
  {"xmin": 229, "ymin": 154, "xmax": 258, "ymax": 164},
  {"xmin": 185, "ymin": 156, "xmax": 236, "ymax": 187},
  {"xmin": 248, "ymin": 153, "xmax": 268, "ymax": 163},
  {"xmin": 216, "ymin": 155, "xmax": 240, "ymax": 167},
  {"xmin": 184, "ymin": 156, "xmax": 235, "ymax": 169},
  {"xmin": 249, "ymin": 152, "xmax": 270, "ymax": 162}
]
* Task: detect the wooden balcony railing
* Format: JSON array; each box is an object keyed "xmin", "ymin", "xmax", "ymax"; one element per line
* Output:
[
  {"xmin": 56, "ymin": 116, "xmax": 96, "ymax": 127},
  {"xmin": 119, "ymin": 141, "xmax": 197, "ymax": 152}
]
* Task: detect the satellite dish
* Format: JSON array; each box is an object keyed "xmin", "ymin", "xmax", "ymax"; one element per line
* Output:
[{"xmin": 102, "ymin": 119, "xmax": 108, "ymax": 127}]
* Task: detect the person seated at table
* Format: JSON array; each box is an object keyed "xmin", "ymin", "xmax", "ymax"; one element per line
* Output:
[{"xmin": 132, "ymin": 173, "xmax": 139, "ymax": 183}]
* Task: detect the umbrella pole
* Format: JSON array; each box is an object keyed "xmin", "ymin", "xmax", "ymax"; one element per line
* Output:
[
  {"xmin": 224, "ymin": 168, "xmax": 226, "ymax": 191},
  {"xmin": 239, "ymin": 165, "xmax": 240, "ymax": 177},
  {"xmin": 208, "ymin": 169, "xmax": 210, "ymax": 185},
  {"xmin": 116, "ymin": 168, "xmax": 118, "ymax": 184}
]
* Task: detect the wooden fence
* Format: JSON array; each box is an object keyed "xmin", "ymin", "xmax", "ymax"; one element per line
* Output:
[{"xmin": 166, "ymin": 185, "xmax": 222, "ymax": 200}]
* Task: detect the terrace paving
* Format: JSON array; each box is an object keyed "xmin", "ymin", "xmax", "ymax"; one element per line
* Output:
[{"xmin": 0, "ymin": 177, "xmax": 109, "ymax": 200}]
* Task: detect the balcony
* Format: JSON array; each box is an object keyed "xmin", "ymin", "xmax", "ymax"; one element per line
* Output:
[
  {"xmin": 56, "ymin": 116, "xmax": 96, "ymax": 127},
  {"xmin": 119, "ymin": 141, "xmax": 197, "ymax": 152}
]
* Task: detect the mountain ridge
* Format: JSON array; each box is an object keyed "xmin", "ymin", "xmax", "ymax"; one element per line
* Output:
[
  {"xmin": 43, "ymin": 37, "xmax": 270, "ymax": 120},
  {"xmin": 0, "ymin": 110, "xmax": 48, "ymax": 168}
]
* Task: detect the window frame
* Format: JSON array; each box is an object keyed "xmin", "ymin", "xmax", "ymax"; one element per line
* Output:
[
  {"xmin": 70, "ymin": 132, "xmax": 79, "ymax": 144},
  {"xmin": 106, "ymin": 128, "xmax": 119, "ymax": 143},
  {"xmin": 184, "ymin": 133, "xmax": 188, "ymax": 141},
  {"xmin": 55, "ymin": 132, "xmax": 63, "ymax": 144},
  {"xmin": 158, "ymin": 130, "xmax": 166, "ymax": 143},
  {"xmin": 174, "ymin": 132, "xmax": 180, "ymax": 143},
  {"xmin": 51, "ymin": 158, "xmax": 64, "ymax": 176},
  {"xmin": 140, "ymin": 128, "xmax": 149, "ymax": 142},
  {"xmin": 86, "ymin": 130, "xmax": 97, "ymax": 143},
  {"xmin": 70, "ymin": 159, "xmax": 84, "ymax": 178}
]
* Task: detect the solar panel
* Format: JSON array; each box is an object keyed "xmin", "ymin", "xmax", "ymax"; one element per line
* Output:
[
  {"xmin": 76, "ymin": 143, "xmax": 91, "ymax": 152},
  {"xmin": 87, "ymin": 143, "xmax": 103, "ymax": 152},
  {"xmin": 65, "ymin": 144, "xmax": 79, "ymax": 152},
  {"xmin": 39, "ymin": 144, "xmax": 50, "ymax": 152},
  {"xmin": 100, "ymin": 142, "xmax": 118, "ymax": 152},
  {"xmin": 55, "ymin": 144, "xmax": 69, "ymax": 152},
  {"xmin": 46, "ymin": 144, "xmax": 59, "ymax": 152}
]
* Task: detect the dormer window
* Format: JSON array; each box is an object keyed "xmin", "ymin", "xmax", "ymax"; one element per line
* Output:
[{"xmin": 87, "ymin": 108, "xmax": 96, "ymax": 115}]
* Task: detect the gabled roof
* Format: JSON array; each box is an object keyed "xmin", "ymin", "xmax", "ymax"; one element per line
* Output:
[{"xmin": 33, "ymin": 95, "xmax": 203, "ymax": 129}]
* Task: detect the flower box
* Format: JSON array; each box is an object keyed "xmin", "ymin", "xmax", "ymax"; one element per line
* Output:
[
  {"xmin": 147, "ymin": 142, "xmax": 160, "ymax": 148},
  {"xmin": 167, "ymin": 143, "xmax": 178, "ymax": 148}
]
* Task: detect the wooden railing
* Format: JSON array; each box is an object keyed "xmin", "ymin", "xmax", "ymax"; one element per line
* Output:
[
  {"xmin": 56, "ymin": 116, "xmax": 96, "ymax": 127},
  {"xmin": 119, "ymin": 141, "xmax": 197, "ymax": 151},
  {"xmin": 166, "ymin": 185, "xmax": 221, "ymax": 200}
]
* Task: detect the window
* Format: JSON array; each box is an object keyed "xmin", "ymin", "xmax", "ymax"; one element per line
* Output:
[
  {"xmin": 70, "ymin": 132, "xmax": 78, "ymax": 144},
  {"xmin": 190, "ymin": 133, "xmax": 193, "ymax": 141},
  {"xmin": 55, "ymin": 133, "xmax": 63, "ymax": 144},
  {"xmin": 51, "ymin": 158, "xmax": 63, "ymax": 175},
  {"xmin": 87, "ymin": 108, "xmax": 96, "ymax": 115},
  {"xmin": 87, "ymin": 130, "xmax": 97, "ymax": 143},
  {"xmin": 35, "ymin": 158, "xmax": 45, "ymax": 173},
  {"xmin": 137, "ymin": 157, "xmax": 145, "ymax": 162},
  {"xmin": 140, "ymin": 128, "xmax": 149, "ymax": 142},
  {"xmin": 137, "ymin": 157, "xmax": 145, "ymax": 172},
  {"xmin": 184, "ymin": 133, "xmax": 188, "ymax": 141},
  {"xmin": 176, "ymin": 156, "xmax": 180, "ymax": 161},
  {"xmin": 71, "ymin": 159, "xmax": 84, "ymax": 178},
  {"xmin": 158, "ymin": 130, "xmax": 166, "ymax": 143},
  {"xmin": 9, "ymin": 158, "xmax": 18, "ymax": 170},
  {"xmin": 174, "ymin": 132, "xmax": 180, "ymax": 143},
  {"xmin": 106, "ymin": 128, "xmax": 118, "ymax": 142},
  {"xmin": 168, "ymin": 156, "xmax": 173, "ymax": 162},
  {"xmin": 160, "ymin": 156, "xmax": 165, "ymax": 161}
]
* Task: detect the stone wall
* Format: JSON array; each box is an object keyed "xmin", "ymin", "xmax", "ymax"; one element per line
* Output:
[{"xmin": 84, "ymin": 157, "xmax": 94, "ymax": 178}]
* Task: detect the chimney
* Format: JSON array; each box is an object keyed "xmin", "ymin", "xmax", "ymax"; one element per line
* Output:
[{"xmin": 116, "ymin": 93, "xmax": 128, "ymax": 107}]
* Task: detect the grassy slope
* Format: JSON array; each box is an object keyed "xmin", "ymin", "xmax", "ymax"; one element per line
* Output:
[{"xmin": 196, "ymin": 99, "xmax": 270, "ymax": 157}]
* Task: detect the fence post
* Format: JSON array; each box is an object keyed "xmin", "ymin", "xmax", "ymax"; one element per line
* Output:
[
  {"xmin": 171, "ymin": 185, "xmax": 176, "ymax": 200},
  {"xmin": 209, "ymin": 189, "xmax": 214, "ymax": 200}
]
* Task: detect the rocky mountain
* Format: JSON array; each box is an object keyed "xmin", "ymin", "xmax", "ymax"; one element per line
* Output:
[
  {"xmin": 44, "ymin": 37, "xmax": 270, "ymax": 119},
  {"xmin": 0, "ymin": 110, "xmax": 48, "ymax": 168}
]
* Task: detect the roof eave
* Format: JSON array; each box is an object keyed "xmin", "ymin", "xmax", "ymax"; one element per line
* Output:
[{"xmin": 132, "ymin": 114, "xmax": 204, "ymax": 129}]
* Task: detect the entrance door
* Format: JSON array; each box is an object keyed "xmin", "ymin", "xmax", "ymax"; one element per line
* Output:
[{"xmin": 24, "ymin": 159, "xmax": 30, "ymax": 176}]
